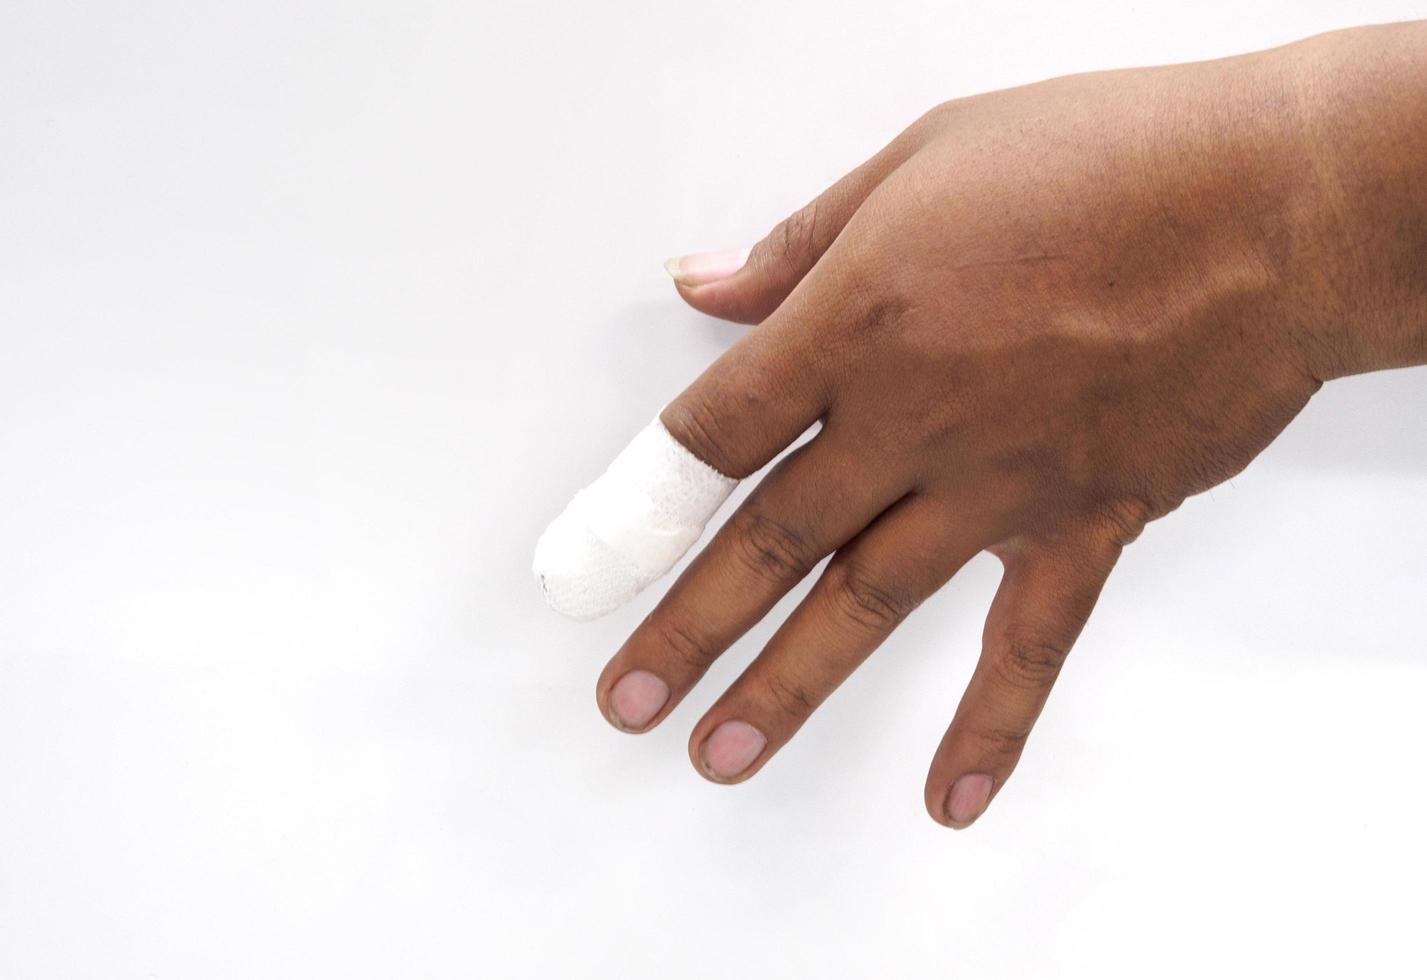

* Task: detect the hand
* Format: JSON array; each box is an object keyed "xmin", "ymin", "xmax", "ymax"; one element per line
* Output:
[{"xmin": 593, "ymin": 23, "xmax": 1427, "ymax": 827}]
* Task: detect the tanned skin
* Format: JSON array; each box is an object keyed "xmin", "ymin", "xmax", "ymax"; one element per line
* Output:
[{"xmin": 592, "ymin": 22, "xmax": 1427, "ymax": 828}]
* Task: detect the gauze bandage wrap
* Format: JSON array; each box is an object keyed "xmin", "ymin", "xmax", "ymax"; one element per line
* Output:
[{"xmin": 533, "ymin": 418, "xmax": 739, "ymax": 621}]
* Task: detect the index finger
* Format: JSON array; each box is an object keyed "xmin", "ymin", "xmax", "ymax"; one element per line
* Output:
[{"xmin": 533, "ymin": 288, "xmax": 834, "ymax": 621}]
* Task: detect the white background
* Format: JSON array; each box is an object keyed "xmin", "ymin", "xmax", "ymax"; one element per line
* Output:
[{"xmin": 3, "ymin": 1, "xmax": 1426, "ymax": 976}]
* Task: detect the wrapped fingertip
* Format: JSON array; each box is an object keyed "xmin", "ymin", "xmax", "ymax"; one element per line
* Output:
[
  {"xmin": 532, "ymin": 509, "xmax": 644, "ymax": 621},
  {"xmin": 532, "ymin": 417, "xmax": 738, "ymax": 622}
]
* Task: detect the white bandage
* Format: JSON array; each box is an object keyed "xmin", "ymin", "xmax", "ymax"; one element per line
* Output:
[{"xmin": 533, "ymin": 417, "xmax": 739, "ymax": 621}]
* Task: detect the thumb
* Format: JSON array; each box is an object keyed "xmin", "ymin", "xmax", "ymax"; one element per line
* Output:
[{"xmin": 665, "ymin": 119, "xmax": 931, "ymax": 324}]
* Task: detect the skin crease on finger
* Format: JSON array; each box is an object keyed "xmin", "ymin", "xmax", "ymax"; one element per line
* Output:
[{"xmin": 591, "ymin": 22, "xmax": 1427, "ymax": 828}]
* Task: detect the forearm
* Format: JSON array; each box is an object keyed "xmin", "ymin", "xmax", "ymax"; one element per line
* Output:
[{"xmin": 1286, "ymin": 22, "xmax": 1427, "ymax": 377}]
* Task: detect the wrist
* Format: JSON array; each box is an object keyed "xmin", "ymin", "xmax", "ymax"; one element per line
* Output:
[{"xmin": 1280, "ymin": 22, "xmax": 1427, "ymax": 379}]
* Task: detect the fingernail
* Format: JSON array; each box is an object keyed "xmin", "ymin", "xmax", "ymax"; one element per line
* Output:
[
  {"xmin": 607, "ymin": 670, "xmax": 670, "ymax": 732},
  {"xmin": 663, "ymin": 248, "xmax": 749, "ymax": 287},
  {"xmin": 944, "ymin": 773, "xmax": 995, "ymax": 828},
  {"xmin": 699, "ymin": 719, "xmax": 767, "ymax": 780}
]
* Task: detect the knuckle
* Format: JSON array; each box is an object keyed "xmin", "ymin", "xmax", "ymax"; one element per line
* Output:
[
  {"xmin": 1095, "ymin": 495, "xmax": 1154, "ymax": 548},
  {"xmin": 824, "ymin": 561, "xmax": 916, "ymax": 634},
  {"xmin": 761, "ymin": 672, "xmax": 816, "ymax": 719},
  {"xmin": 992, "ymin": 630, "xmax": 1069, "ymax": 690},
  {"xmin": 662, "ymin": 391, "xmax": 740, "ymax": 477},
  {"xmin": 649, "ymin": 614, "xmax": 715, "ymax": 673},
  {"xmin": 729, "ymin": 510, "xmax": 820, "ymax": 585},
  {"xmin": 761, "ymin": 198, "xmax": 824, "ymax": 268}
]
